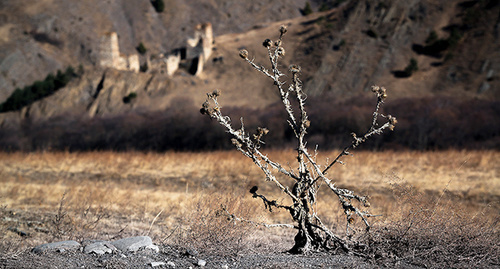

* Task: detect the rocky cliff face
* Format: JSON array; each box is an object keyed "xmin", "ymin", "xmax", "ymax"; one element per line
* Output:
[{"xmin": 292, "ymin": 0, "xmax": 499, "ymax": 101}]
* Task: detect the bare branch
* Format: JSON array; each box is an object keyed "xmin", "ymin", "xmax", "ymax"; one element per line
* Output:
[
  {"xmin": 222, "ymin": 206, "xmax": 296, "ymax": 229},
  {"xmin": 201, "ymin": 25, "xmax": 396, "ymax": 254}
]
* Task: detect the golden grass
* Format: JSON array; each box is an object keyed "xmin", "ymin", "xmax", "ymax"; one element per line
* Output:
[{"xmin": 0, "ymin": 150, "xmax": 498, "ymax": 253}]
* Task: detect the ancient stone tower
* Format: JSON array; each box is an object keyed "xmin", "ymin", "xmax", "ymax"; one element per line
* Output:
[
  {"xmin": 99, "ymin": 32, "xmax": 120, "ymax": 68},
  {"xmin": 99, "ymin": 32, "xmax": 139, "ymax": 72},
  {"xmin": 186, "ymin": 23, "xmax": 214, "ymax": 76}
]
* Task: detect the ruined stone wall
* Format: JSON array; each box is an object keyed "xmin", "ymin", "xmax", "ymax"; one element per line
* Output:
[
  {"xmin": 165, "ymin": 53, "xmax": 180, "ymax": 76},
  {"xmin": 200, "ymin": 23, "xmax": 213, "ymax": 62},
  {"xmin": 126, "ymin": 54, "xmax": 140, "ymax": 72},
  {"xmin": 99, "ymin": 32, "xmax": 139, "ymax": 73},
  {"xmin": 99, "ymin": 23, "xmax": 212, "ymax": 76},
  {"xmin": 99, "ymin": 32, "xmax": 120, "ymax": 68},
  {"xmin": 186, "ymin": 23, "xmax": 213, "ymax": 63}
]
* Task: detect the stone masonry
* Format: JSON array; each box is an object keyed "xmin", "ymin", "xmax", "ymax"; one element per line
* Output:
[
  {"xmin": 147, "ymin": 22, "xmax": 213, "ymax": 76},
  {"xmin": 99, "ymin": 32, "xmax": 140, "ymax": 72},
  {"xmin": 99, "ymin": 23, "xmax": 213, "ymax": 76}
]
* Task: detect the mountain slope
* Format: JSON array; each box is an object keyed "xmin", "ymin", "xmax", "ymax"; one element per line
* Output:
[{"xmin": 0, "ymin": 0, "xmax": 499, "ymax": 150}]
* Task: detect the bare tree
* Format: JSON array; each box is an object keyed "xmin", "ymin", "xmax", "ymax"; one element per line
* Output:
[{"xmin": 200, "ymin": 26, "xmax": 397, "ymax": 254}]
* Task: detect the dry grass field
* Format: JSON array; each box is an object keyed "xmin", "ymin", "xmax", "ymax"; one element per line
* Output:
[{"xmin": 1, "ymin": 150, "xmax": 499, "ymax": 266}]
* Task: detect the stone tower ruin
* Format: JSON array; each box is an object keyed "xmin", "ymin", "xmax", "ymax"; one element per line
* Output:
[
  {"xmin": 99, "ymin": 23, "xmax": 213, "ymax": 76},
  {"xmin": 99, "ymin": 32, "xmax": 139, "ymax": 72},
  {"xmin": 186, "ymin": 23, "xmax": 214, "ymax": 76}
]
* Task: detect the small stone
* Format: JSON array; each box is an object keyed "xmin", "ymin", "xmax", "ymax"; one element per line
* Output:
[
  {"xmin": 185, "ymin": 248, "xmax": 199, "ymax": 257},
  {"xmin": 150, "ymin": 261, "xmax": 166, "ymax": 268},
  {"xmin": 112, "ymin": 236, "xmax": 153, "ymax": 252},
  {"xmin": 32, "ymin": 240, "xmax": 81, "ymax": 254},
  {"xmin": 197, "ymin": 259, "xmax": 207, "ymax": 267},
  {"xmin": 84, "ymin": 241, "xmax": 116, "ymax": 255},
  {"xmin": 146, "ymin": 244, "xmax": 160, "ymax": 253},
  {"xmin": 166, "ymin": 261, "xmax": 176, "ymax": 268}
]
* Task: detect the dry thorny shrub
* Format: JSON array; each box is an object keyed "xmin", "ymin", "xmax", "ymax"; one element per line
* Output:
[
  {"xmin": 172, "ymin": 192, "xmax": 256, "ymax": 257},
  {"xmin": 49, "ymin": 191, "xmax": 111, "ymax": 241},
  {"xmin": 201, "ymin": 25, "xmax": 397, "ymax": 254},
  {"xmin": 0, "ymin": 191, "xmax": 112, "ymax": 257},
  {"xmin": 358, "ymin": 176, "xmax": 500, "ymax": 268}
]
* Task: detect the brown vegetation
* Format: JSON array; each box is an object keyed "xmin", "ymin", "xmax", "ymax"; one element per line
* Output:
[
  {"xmin": 0, "ymin": 95, "xmax": 498, "ymax": 151},
  {"xmin": 0, "ymin": 150, "xmax": 498, "ymax": 266}
]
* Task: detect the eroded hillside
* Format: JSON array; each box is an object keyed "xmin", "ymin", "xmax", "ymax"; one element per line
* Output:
[{"xmin": 0, "ymin": 0, "xmax": 499, "ymax": 151}]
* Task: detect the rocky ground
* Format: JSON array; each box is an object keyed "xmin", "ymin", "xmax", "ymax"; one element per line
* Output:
[{"xmin": 0, "ymin": 236, "xmax": 408, "ymax": 269}]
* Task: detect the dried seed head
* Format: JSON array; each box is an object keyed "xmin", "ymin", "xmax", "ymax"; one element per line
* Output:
[
  {"xmin": 212, "ymin": 89, "xmax": 221, "ymax": 97},
  {"xmin": 239, "ymin": 49, "xmax": 248, "ymax": 59},
  {"xmin": 279, "ymin": 25, "xmax": 288, "ymax": 35},
  {"xmin": 289, "ymin": 64, "xmax": 301, "ymax": 73},
  {"xmin": 277, "ymin": 47, "xmax": 285, "ymax": 56},
  {"xmin": 388, "ymin": 115, "xmax": 397, "ymax": 131},
  {"xmin": 231, "ymin": 138, "xmax": 242, "ymax": 148},
  {"xmin": 249, "ymin": 186, "xmax": 258, "ymax": 194},
  {"xmin": 202, "ymin": 100, "xmax": 209, "ymax": 109},
  {"xmin": 263, "ymin": 39, "xmax": 272, "ymax": 48},
  {"xmin": 371, "ymin": 85, "xmax": 388, "ymax": 99},
  {"xmin": 257, "ymin": 127, "xmax": 269, "ymax": 135},
  {"xmin": 304, "ymin": 120, "xmax": 310, "ymax": 128},
  {"xmin": 363, "ymin": 201, "xmax": 371, "ymax": 207},
  {"xmin": 388, "ymin": 115, "xmax": 398, "ymax": 125}
]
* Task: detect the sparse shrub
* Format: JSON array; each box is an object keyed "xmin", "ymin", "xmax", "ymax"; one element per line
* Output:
[
  {"xmin": 446, "ymin": 28, "xmax": 462, "ymax": 49},
  {"xmin": 200, "ymin": 26, "xmax": 396, "ymax": 254},
  {"xmin": 425, "ymin": 30, "xmax": 438, "ymax": 45},
  {"xmin": 414, "ymin": 28, "xmax": 463, "ymax": 57},
  {"xmin": 174, "ymin": 193, "xmax": 254, "ymax": 256},
  {"xmin": 359, "ymin": 177, "xmax": 500, "ymax": 267},
  {"xmin": 319, "ymin": 3, "xmax": 330, "ymax": 12},
  {"xmin": 50, "ymin": 192, "xmax": 110, "ymax": 241},
  {"xmin": 319, "ymin": 0, "xmax": 347, "ymax": 11},
  {"xmin": 403, "ymin": 58, "xmax": 419, "ymax": 77},
  {"xmin": 123, "ymin": 92, "xmax": 138, "ymax": 104},
  {"xmin": 136, "ymin": 42, "xmax": 147, "ymax": 55},
  {"xmin": 0, "ymin": 66, "xmax": 78, "ymax": 113},
  {"xmin": 302, "ymin": 2, "xmax": 313, "ymax": 16},
  {"xmin": 151, "ymin": 0, "xmax": 165, "ymax": 13}
]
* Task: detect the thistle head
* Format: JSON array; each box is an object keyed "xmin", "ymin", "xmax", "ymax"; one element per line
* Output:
[
  {"xmin": 279, "ymin": 25, "xmax": 288, "ymax": 36},
  {"xmin": 277, "ymin": 47, "xmax": 285, "ymax": 56},
  {"xmin": 263, "ymin": 39, "xmax": 273, "ymax": 48},
  {"xmin": 371, "ymin": 85, "xmax": 387, "ymax": 100},
  {"xmin": 289, "ymin": 64, "xmax": 301, "ymax": 73},
  {"xmin": 239, "ymin": 49, "xmax": 249, "ymax": 59}
]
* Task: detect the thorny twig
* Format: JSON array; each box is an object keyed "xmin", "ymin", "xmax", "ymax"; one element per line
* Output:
[
  {"xmin": 221, "ymin": 205, "xmax": 296, "ymax": 229},
  {"xmin": 201, "ymin": 25, "xmax": 396, "ymax": 253}
]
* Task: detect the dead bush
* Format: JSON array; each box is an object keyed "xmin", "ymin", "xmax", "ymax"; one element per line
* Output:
[
  {"xmin": 172, "ymin": 193, "xmax": 255, "ymax": 257},
  {"xmin": 200, "ymin": 26, "xmax": 396, "ymax": 254},
  {"xmin": 359, "ymin": 179, "xmax": 500, "ymax": 268}
]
